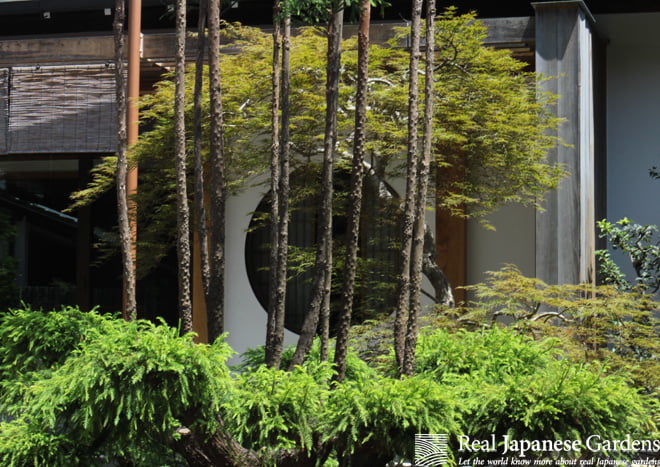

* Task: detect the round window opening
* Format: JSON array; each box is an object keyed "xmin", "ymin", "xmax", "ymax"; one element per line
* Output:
[{"xmin": 244, "ymin": 165, "xmax": 401, "ymax": 335}]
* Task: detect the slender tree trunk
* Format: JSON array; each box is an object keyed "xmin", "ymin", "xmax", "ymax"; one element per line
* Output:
[
  {"xmin": 265, "ymin": 0, "xmax": 282, "ymax": 367},
  {"xmin": 394, "ymin": 0, "xmax": 423, "ymax": 372},
  {"xmin": 319, "ymin": 279, "xmax": 331, "ymax": 361},
  {"xmin": 402, "ymin": 0, "xmax": 435, "ymax": 377},
  {"xmin": 289, "ymin": 2, "xmax": 343, "ymax": 368},
  {"xmin": 333, "ymin": 0, "xmax": 370, "ymax": 383},
  {"xmin": 206, "ymin": 0, "xmax": 226, "ymax": 343},
  {"xmin": 276, "ymin": 11, "xmax": 291, "ymax": 358},
  {"xmin": 266, "ymin": 1, "xmax": 291, "ymax": 368},
  {"xmin": 174, "ymin": 0, "xmax": 193, "ymax": 333},
  {"xmin": 113, "ymin": 0, "xmax": 137, "ymax": 320},
  {"xmin": 265, "ymin": 0, "xmax": 291, "ymax": 369},
  {"xmin": 194, "ymin": 0, "xmax": 210, "ymax": 310}
]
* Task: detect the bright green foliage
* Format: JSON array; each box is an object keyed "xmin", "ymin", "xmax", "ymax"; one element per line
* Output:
[
  {"xmin": 597, "ymin": 218, "xmax": 660, "ymax": 294},
  {"xmin": 410, "ymin": 328, "xmax": 654, "ymax": 456},
  {"xmin": 67, "ymin": 155, "xmax": 120, "ymax": 213},
  {"xmin": 0, "ymin": 305, "xmax": 115, "ymax": 412},
  {"xmin": 412, "ymin": 326, "xmax": 559, "ymax": 382},
  {"xmin": 0, "ymin": 307, "xmax": 233, "ymax": 466},
  {"xmin": 453, "ymin": 265, "xmax": 660, "ymax": 396},
  {"xmin": 227, "ymin": 362, "xmax": 333, "ymax": 460},
  {"xmin": 324, "ymin": 375, "xmax": 459, "ymax": 462},
  {"xmin": 0, "ymin": 417, "xmax": 82, "ymax": 467},
  {"xmin": 0, "ymin": 305, "xmax": 111, "ymax": 378},
  {"xmin": 459, "ymin": 359, "xmax": 654, "ymax": 456},
  {"xmin": 429, "ymin": 10, "xmax": 564, "ymax": 220},
  {"xmin": 0, "ymin": 306, "xmax": 654, "ymax": 465},
  {"xmin": 349, "ymin": 324, "xmax": 656, "ymax": 460},
  {"xmin": 231, "ymin": 342, "xmax": 459, "ymax": 464}
]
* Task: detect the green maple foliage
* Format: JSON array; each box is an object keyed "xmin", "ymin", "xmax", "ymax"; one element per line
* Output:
[{"xmin": 70, "ymin": 11, "xmax": 563, "ymax": 276}]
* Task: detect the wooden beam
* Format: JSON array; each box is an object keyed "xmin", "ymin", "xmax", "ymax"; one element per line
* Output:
[
  {"xmin": 481, "ymin": 16, "xmax": 535, "ymax": 46},
  {"xmin": 0, "ymin": 17, "xmax": 537, "ymax": 67}
]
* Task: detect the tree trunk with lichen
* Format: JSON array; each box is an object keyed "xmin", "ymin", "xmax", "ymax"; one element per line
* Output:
[
  {"xmin": 289, "ymin": 1, "xmax": 343, "ymax": 369},
  {"xmin": 333, "ymin": 0, "xmax": 370, "ymax": 383},
  {"xmin": 193, "ymin": 0, "xmax": 210, "ymax": 329},
  {"xmin": 402, "ymin": 0, "xmax": 436, "ymax": 377},
  {"xmin": 394, "ymin": 0, "xmax": 423, "ymax": 373},
  {"xmin": 265, "ymin": 0, "xmax": 291, "ymax": 369},
  {"xmin": 113, "ymin": 0, "xmax": 137, "ymax": 321},
  {"xmin": 174, "ymin": 0, "xmax": 193, "ymax": 334},
  {"xmin": 206, "ymin": 0, "xmax": 226, "ymax": 343}
]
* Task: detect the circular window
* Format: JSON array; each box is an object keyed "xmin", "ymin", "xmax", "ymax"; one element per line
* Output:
[{"xmin": 245, "ymin": 166, "xmax": 401, "ymax": 335}]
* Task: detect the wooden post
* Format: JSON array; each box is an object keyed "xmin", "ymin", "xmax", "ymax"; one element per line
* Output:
[
  {"xmin": 125, "ymin": 0, "xmax": 141, "ymax": 312},
  {"xmin": 435, "ymin": 160, "xmax": 466, "ymax": 303},
  {"xmin": 533, "ymin": 0, "xmax": 597, "ymax": 285},
  {"xmin": 76, "ymin": 157, "xmax": 93, "ymax": 311},
  {"xmin": 192, "ymin": 232, "xmax": 209, "ymax": 343}
]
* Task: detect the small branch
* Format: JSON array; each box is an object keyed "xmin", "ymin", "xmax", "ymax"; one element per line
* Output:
[
  {"xmin": 367, "ymin": 77, "xmax": 395, "ymax": 87},
  {"xmin": 531, "ymin": 311, "xmax": 574, "ymax": 323}
]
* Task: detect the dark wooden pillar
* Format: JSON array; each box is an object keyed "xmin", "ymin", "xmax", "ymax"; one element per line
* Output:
[
  {"xmin": 592, "ymin": 27, "xmax": 608, "ymax": 281},
  {"xmin": 435, "ymin": 208, "xmax": 466, "ymax": 303},
  {"xmin": 76, "ymin": 157, "xmax": 93, "ymax": 310},
  {"xmin": 436, "ymin": 158, "xmax": 466, "ymax": 303}
]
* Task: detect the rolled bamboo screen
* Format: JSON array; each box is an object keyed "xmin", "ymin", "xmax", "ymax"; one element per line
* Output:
[{"xmin": 2, "ymin": 64, "xmax": 118, "ymax": 155}]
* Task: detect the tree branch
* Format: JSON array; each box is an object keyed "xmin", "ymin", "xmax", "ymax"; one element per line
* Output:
[
  {"xmin": 170, "ymin": 423, "xmax": 261, "ymax": 467},
  {"xmin": 531, "ymin": 311, "xmax": 574, "ymax": 323}
]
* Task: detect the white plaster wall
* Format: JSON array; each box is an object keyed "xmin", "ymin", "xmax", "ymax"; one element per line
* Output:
[
  {"xmin": 466, "ymin": 204, "xmax": 536, "ymax": 287},
  {"xmin": 224, "ymin": 179, "xmax": 298, "ymax": 360},
  {"xmin": 598, "ymin": 13, "xmax": 660, "ymax": 279}
]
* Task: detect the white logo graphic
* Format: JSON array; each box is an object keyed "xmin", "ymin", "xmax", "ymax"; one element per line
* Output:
[{"xmin": 415, "ymin": 433, "xmax": 450, "ymax": 466}]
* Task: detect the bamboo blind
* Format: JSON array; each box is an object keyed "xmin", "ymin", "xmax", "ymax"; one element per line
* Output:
[{"xmin": 3, "ymin": 64, "xmax": 117, "ymax": 154}]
